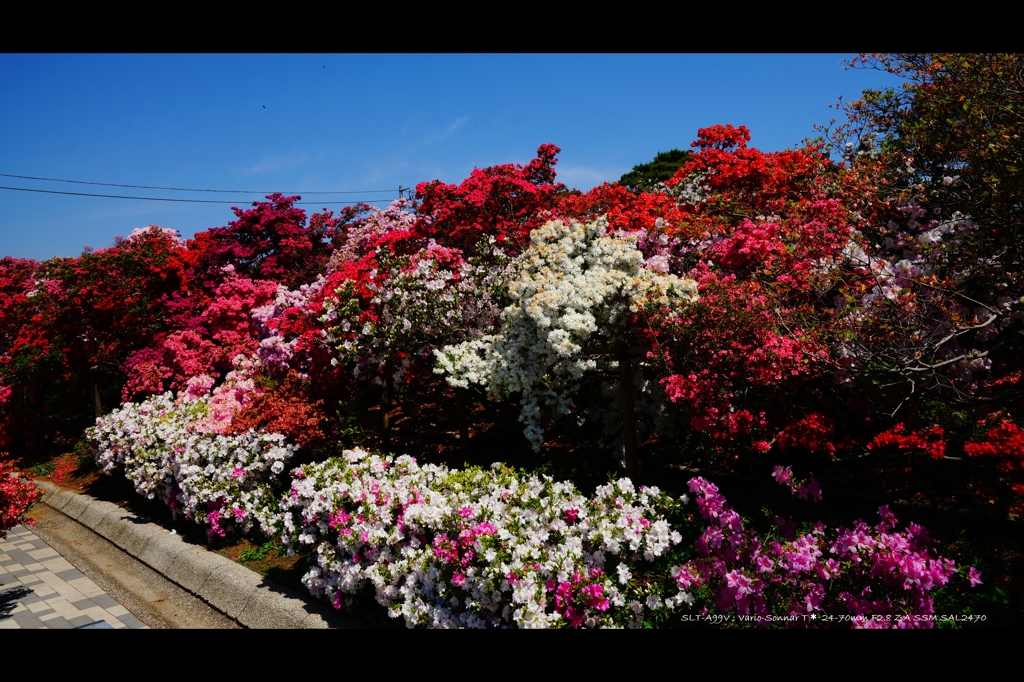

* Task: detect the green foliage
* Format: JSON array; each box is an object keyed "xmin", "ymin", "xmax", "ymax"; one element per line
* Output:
[
  {"xmin": 27, "ymin": 461, "xmax": 56, "ymax": 477},
  {"xmin": 929, "ymin": 528, "xmax": 1024, "ymax": 628},
  {"xmin": 619, "ymin": 149, "xmax": 693, "ymax": 190},
  {"xmin": 238, "ymin": 540, "xmax": 282, "ymax": 563}
]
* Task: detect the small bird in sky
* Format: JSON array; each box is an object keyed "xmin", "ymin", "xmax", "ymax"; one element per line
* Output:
[{"xmin": 262, "ymin": 105, "xmax": 266, "ymax": 109}]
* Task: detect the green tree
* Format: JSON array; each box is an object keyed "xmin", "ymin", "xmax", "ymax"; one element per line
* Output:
[
  {"xmin": 838, "ymin": 53, "xmax": 1024, "ymax": 255},
  {"xmin": 829, "ymin": 53, "xmax": 1024, "ymax": 409},
  {"xmin": 619, "ymin": 149, "xmax": 692, "ymax": 191}
]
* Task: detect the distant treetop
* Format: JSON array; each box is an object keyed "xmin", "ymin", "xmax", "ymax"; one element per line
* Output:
[{"xmin": 618, "ymin": 149, "xmax": 693, "ymax": 190}]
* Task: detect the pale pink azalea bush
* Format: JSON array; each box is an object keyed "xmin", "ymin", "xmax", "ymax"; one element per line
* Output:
[
  {"xmin": 126, "ymin": 225, "xmax": 185, "ymax": 246},
  {"xmin": 250, "ymin": 276, "xmax": 328, "ymax": 376},
  {"xmin": 826, "ymin": 191, "xmax": 1017, "ymax": 397},
  {"xmin": 88, "ymin": 359, "xmax": 295, "ymax": 539},
  {"xmin": 326, "ymin": 199, "xmax": 417, "ymax": 270}
]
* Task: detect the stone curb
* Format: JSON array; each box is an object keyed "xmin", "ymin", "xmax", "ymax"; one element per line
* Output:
[{"xmin": 32, "ymin": 480, "xmax": 362, "ymax": 629}]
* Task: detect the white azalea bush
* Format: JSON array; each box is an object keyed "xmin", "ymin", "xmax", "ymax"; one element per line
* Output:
[
  {"xmin": 434, "ymin": 217, "xmax": 699, "ymax": 450},
  {"xmin": 272, "ymin": 447, "xmax": 695, "ymax": 628},
  {"xmin": 88, "ymin": 367, "xmax": 296, "ymax": 539}
]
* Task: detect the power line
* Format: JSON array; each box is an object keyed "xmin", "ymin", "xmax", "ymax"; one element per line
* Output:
[
  {"xmin": 0, "ymin": 185, "xmax": 401, "ymax": 205},
  {"xmin": 0, "ymin": 172, "xmax": 403, "ymax": 195}
]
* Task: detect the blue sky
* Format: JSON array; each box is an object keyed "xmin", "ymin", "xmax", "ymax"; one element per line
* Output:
[{"xmin": 0, "ymin": 54, "xmax": 902, "ymax": 261}]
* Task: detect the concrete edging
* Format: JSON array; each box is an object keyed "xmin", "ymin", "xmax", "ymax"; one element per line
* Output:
[{"xmin": 33, "ymin": 480, "xmax": 360, "ymax": 629}]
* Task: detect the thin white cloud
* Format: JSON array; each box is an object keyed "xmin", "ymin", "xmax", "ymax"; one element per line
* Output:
[
  {"xmin": 445, "ymin": 116, "xmax": 469, "ymax": 136},
  {"xmin": 244, "ymin": 154, "xmax": 307, "ymax": 175},
  {"xmin": 246, "ymin": 158, "xmax": 282, "ymax": 174},
  {"xmin": 424, "ymin": 115, "xmax": 469, "ymax": 145}
]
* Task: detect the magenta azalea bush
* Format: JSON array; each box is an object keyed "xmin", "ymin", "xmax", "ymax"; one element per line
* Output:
[{"xmin": 675, "ymin": 477, "xmax": 972, "ymax": 628}]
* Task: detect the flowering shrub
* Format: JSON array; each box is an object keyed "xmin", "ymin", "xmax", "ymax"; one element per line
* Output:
[
  {"xmin": 964, "ymin": 416, "xmax": 1024, "ymax": 514},
  {"xmin": 557, "ymin": 128, "xmax": 851, "ymax": 460},
  {"xmin": 1, "ymin": 458, "xmax": 41, "ymax": 539},
  {"xmin": 327, "ymin": 199, "xmax": 418, "ymax": 270},
  {"xmin": 867, "ymin": 423, "xmax": 947, "ymax": 460},
  {"xmin": 555, "ymin": 182, "xmax": 689, "ymax": 235},
  {"xmin": 322, "ymin": 238, "xmax": 511, "ymax": 386},
  {"xmin": 0, "ymin": 258, "xmax": 40, "ymax": 449},
  {"xmin": 266, "ymin": 448, "xmax": 974, "ymax": 629},
  {"xmin": 188, "ymin": 193, "xmax": 367, "ymax": 290},
  {"xmin": 434, "ymin": 217, "xmax": 698, "ymax": 449},
  {"xmin": 250, "ymin": 276, "xmax": 328, "ymax": 377},
  {"xmin": 414, "ymin": 144, "xmax": 565, "ymax": 256},
  {"xmin": 121, "ymin": 267, "xmax": 278, "ymax": 400},
  {"xmin": 673, "ymin": 475, "xmax": 974, "ymax": 628},
  {"xmin": 0, "ymin": 227, "xmax": 195, "ymax": 452},
  {"xmin": 275, "ymin": 448, "xmax": 688, "ymax": 628},
  {"xmin": 227, "ymin": 381, "xmax": 328, "ymax": 451},
  {"xmin": 772, "ymin": 465, "xmax": 822, "ymax": 502},
  {"xmin": 827, "ymin": 198, "xmax": 1002, "ymax": 401},
  {"xmin": 89, "ymin": 374, "xmax": 295, "ymax": 539},
  {"xmin": 808, "ymin": 54, "xmax": 1024, "ymax": 485}
]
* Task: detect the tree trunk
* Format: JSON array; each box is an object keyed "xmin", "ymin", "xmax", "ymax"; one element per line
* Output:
[
  {"xmin": 455, "ymin": 386, "xmax": 470, "ymax": 459},
  {"xmin": 620, "ymin": 351, "xmax": 639, "ymax": 482}
]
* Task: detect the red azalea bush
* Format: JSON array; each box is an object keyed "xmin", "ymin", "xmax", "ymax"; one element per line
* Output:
[
  {"xmin": 228, "ymin": 378, "xmax": 328, "ymax": 451},
  {"xmin": 1, "ymin": 458, "xmax": 41, "ymax": 538},
  {"xmin": 0, "ymin": 227, "xmax": 194, "ymax": 452},
  {"xmin": 555, "ymin": 181, "xmax": 688, "ymax": 234},
  {"xmin": 609, "ymin": 126, "xmax": 850, "ymax": 460},
  {"xmin": 964, "ymin": 415, "xmax": 1024, "ymax": 515},
  {"xmin": 188, "ymin": 193, "xmax": 367, "ymax": 290},
  {"xmin": 413, "ymin": 143, "xmax": 565, "ymax": 256}
]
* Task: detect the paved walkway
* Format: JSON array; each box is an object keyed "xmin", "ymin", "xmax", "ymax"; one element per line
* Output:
[{"xmin": 0, "ymin": 524, "xmax": 148, "ymax": 629}]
